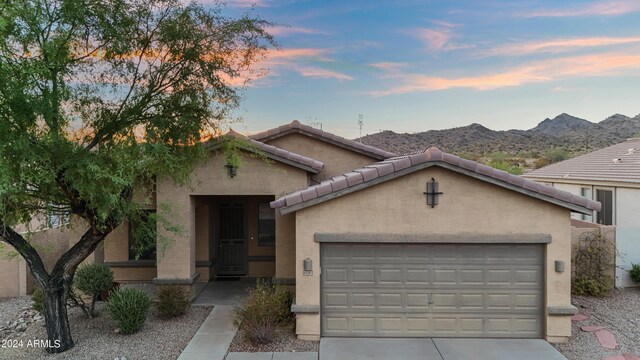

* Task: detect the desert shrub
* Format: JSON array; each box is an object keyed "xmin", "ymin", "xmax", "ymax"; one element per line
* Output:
[
  {"xmin": 74, "ymin": 263, "xmax": 114, "ymax": 317},
  {"xmin": 157, "ymin": 286, "xmax": 190, "ymax": 319},
  {"xmin": 31, "ymin": 286, "xmax": 43, "ymax": 314},
  {"xmin": 489, "ymin": 160, "xmax": 523, "ymax": 175},
  {"xmin": 573, "ymin": 232, "xmax": 612, "ymax": 297},
  {"xmin": 107, "ymin": 288, "xmax": 152, "ymax": 334},
  {"xmin": 534, "ymin": 157, "xmax": 550, "ymax": 169},
  {"xmin": 630, "ymin": 264, "xmax": 640, "ymax": 283},
  {"xmin": 545, "ymin": 148, "xmax": 569, "ymax": 163},
  {"xmin": 233, "ymin": 279, "xmax": 295, "ymax": 344}
]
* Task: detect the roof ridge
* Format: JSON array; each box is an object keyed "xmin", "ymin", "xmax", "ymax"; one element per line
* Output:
[
  {"xmin": 250, "ymin": 120, "xmax": 396, "ymax": 160},
  {"xmin": 271, "ymin": 147, "xmax": 600, "ymax": 214}
]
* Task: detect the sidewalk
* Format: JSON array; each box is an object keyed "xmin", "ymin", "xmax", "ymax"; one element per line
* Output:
[{"xmin": 177, "ymin": 305, "xmax": 236, "ymax": 360}]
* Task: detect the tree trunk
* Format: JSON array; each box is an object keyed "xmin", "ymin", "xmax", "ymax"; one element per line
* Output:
[{"xmin": 41, "ymin": 281, "xmax": 74, "ymax": 353}]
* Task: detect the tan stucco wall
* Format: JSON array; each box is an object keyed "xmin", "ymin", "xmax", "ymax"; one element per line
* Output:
[
  {"xmin": 293, "ymin": 166, "xmax": 573, "ymax": 341},
  {"xmin": 155, "ymin": 149, "xmax": 309, "ymax": 283},
  {"xmin": 265, "ymin": 133, "xmax": 378, "ymax": 181}
]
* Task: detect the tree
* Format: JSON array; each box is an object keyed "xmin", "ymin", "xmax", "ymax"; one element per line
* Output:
[{"xmin": 0, "ymin": 0, "xmax": 274, "ymax": 353}]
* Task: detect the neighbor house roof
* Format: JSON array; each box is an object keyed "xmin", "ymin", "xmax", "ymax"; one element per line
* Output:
[
  {"xmin": 250, "ymin": 120, "xmax": 396, "ymax": 160},
  {"xmin": 205, "ymin": 131, "xmax": 324, "ymax": 174},
  {"xmin": 271, "ymin": 147, "xmax": 600, "ymax": 215},
  {"xmin": 524, "ymin": 138, "xmax": 640, "ymax": 184}
]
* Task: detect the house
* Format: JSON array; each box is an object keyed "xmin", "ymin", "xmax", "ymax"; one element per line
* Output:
[
  {"xmin": 524, "ymin": 138, "xmax": 640, "ymax": 287},
  {"xmin": 5, "ymin": 120, "xmax": 601, "ymax": 343}
]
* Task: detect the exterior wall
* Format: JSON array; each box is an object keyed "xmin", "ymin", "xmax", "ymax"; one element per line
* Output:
[
  {"xmin": 155, "ymin": 149, "xmax": 309, "ymax": 288},
  {"xmin": 571, "ymin": 220, "xmax": 616, "ymax": 290},
  {"xmin": 0, "ymin": 252, "xmax": 27, "ymax": 298},
  {"xmin": 265, "ymin": 133, "xmax": 379, "ymax": 181},
  {"xmin": 616, "ymin": 188, "xmax": 640, "ymax": 286},
  {"xmin": 293, "ymin": 166, "xmax": 573, "ymax": 341}
]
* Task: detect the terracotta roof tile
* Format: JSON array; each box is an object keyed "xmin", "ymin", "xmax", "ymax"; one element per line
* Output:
[
  {"xmin": 524, "ymin": 138, "xmax": 640, "ymax": 184},
  {"xmin": 271, "ymin": 147, "xmax": 601, "ymax": 214},
  {"xmin": 251, "ymin": 120, "xmax": 396, "ymax": 160}
]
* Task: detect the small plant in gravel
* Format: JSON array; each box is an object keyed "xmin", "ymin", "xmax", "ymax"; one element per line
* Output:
[
  {"xmin": 74, "ymin": 263, "xmax": 114, "ymax": 317},
  {"xmin": 630, "ymin": 264, "xmax": 640, "ymax": 284},
  {"xmin": 31, "ymin": 286, "xmax": 44, "ymax": 314},
  {"xmin": 233, "ymin": 279, "xmax": 295, "ymax": 344},
  {"xmin": 107, "ymin": 288, "xmax": 152, "ymax": 335},
  {"xmin": 157, "ymin": 286, "xmax": 190, "ymax": 319},
  {"xmin": 573, "ymin": 231, "xmax": 613, "ymax": 297}
]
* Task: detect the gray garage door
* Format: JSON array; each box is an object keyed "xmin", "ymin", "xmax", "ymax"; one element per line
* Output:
[{"xmin": 321, "ymin": 243, "xmax": 544, "ymax": 338}]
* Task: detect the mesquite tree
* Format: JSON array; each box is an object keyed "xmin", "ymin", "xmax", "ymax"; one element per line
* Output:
[{"xmin": 0, "ymin": 0, "xmax": 273, "ymax": 353}]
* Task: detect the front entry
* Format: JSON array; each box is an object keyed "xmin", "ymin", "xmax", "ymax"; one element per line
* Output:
[{"xmin": 217, "ymin": 202, "xmax": 247, "ymax": 276}]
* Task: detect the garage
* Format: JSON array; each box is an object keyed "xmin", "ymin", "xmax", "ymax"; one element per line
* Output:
[
  {"xmin": 320, "ymin": 243, "xmax": 543, "ymax": 338},
  {"xmin": 271, "ymin": 147, "xmax": 600, "ymax": 342}
]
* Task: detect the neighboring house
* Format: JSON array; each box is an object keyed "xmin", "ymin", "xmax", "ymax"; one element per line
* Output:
[
  {"xmin": 3, "ymin": 120, "xmax": 601, "ymax": 344},
  {"xmin": 524, "ymin": 138, "xmax": 640, "ymax": 287}
]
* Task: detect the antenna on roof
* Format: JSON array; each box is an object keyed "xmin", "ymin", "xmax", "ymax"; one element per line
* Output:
[{"xmin": 358, "ymin": 114, "xmax": 364, "ymax": 141}]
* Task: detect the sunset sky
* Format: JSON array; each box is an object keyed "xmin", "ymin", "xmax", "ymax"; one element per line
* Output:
[{"xmin": 223, "ymin": 0, "xmax": 640, "ymax": 139}]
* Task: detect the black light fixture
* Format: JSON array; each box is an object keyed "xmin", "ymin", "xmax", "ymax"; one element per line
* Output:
[
  {"xmin": 424, "ymin": 177, "xmax": 443, "ymax": 208},
  {"xmin": 225, "ymin": 163, "xmax": 238, "ymax": 178}
]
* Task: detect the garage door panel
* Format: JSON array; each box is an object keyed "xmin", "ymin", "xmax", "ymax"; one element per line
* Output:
[{"xmin": 321, "ymin": 243, "xmax": 543, "ymax": 338}]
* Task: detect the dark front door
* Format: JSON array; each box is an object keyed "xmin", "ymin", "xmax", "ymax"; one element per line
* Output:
[{"xmin": 217, "ymin": 202, "xmax": 247, "ymax": 276}]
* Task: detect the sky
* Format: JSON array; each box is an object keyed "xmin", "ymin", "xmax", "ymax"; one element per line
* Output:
[{"xmin": 220, "ymin": 0, "xmax": 640, "ymax": 139}]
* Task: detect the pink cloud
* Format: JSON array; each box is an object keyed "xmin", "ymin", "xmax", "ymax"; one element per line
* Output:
[
  {"xmin": 482, "ymin": 36, "xmax": 640, "ymax": 56},
  {"xmin": 417, "ymin": 28, "xmax": 453, "ymax": 51},
  {"xmin": 524, "ymin": 0, "xmax": 640, "ymax": 17},
  {"xmin": 370, "ymin": 52, "xmax": 640, "ymax": 95},
  {"xmin": 295, "ymin": 66, "xmax": 353, "ymax": 81},
  {"xmin": 263, "ymin": 48, "xmax": 328, "ymax": 61}
]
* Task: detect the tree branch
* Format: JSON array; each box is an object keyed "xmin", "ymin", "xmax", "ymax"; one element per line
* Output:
[{"xmin": 0, "ymin": 220, "xmax": 49, "ymax": 286}]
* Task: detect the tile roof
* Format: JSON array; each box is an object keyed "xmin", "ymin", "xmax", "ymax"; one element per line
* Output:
[
  {"xmin": 250, "ymin": 120, "xmax": 396, "ymax": 160},
  {"xmin": 205, "ymin": 131, "xmax": 324, "ymax": 173},
  {"xmin": 271, "ymin": 146, "xmax": 600, "ymax": 215},
  {"xmin": 524, "ymin": 138, "xmax": 640, "ymax": 184}
]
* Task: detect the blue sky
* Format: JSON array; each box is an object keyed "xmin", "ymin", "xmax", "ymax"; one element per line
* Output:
[{"xmin": 222, "ymin": 0, "xmax": 640, "ymax": 138}]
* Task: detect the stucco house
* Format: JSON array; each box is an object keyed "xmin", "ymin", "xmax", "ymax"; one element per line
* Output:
[
  {"xmin": 3, "ymin": 120, "xmax": 602, "ymax": 344},
  {"xmin": 524, "ymin": 138, "xmax": 640, "ymax": 287}
]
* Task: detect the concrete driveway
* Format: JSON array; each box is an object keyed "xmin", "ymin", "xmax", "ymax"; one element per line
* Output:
[{"xmin": 319, "ymin": 338, "xmax": 567, "ymax": 360}]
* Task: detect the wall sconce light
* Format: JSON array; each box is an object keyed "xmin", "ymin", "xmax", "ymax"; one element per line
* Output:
[
  {"xmin": 423, "ymin": 177, "xmax": 444, "ymax": 208},
  {"xmin": 225, "ymin": 163, "xmax": 238, "ymax": 178},
  {"xmin": 555, "ymin": 260, "xmax": 565, "ymax": 273},
  {"xmin": 303, "ymin": 257, "xmax": 313, "ymax": 276}
]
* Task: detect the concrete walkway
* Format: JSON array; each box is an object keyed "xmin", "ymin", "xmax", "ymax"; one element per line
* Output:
[
  {"xmin": 319, "ymin": 338, "xmax": 568, "ymax": 360},
  {"xmin": 177, "ymin": 305, "xmax": 236, "ymax": 360},
  {"xmin": 226, "ymin": 352, "xmax": 318, "ymax": 360},
  {"xmin": 192, "ymin": 278, "xmax": 255, "ymax": 306}
]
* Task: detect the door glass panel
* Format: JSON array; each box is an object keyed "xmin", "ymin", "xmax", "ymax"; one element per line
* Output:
[{"xmin": 596, "ymin": 189, "xmax": 613, "ymax": 225}]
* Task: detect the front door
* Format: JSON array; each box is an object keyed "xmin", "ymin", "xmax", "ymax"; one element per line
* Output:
[{"xmin": 217, "ymin": 202, "xmax": 247, "ymax": 276}]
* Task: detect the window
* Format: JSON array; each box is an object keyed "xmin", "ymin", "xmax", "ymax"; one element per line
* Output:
[
  {"xmin": 580, "ymin": 187, "xmax": 593, "ymax": 221},
  {"xmin": 128, "ymin": 210, "xmax": 157, "ymax": 260},
  {"xmin": 258, "ymin": 203, "xmax": 275, "ymax": 246},
  {"xmin": 47, "ymin": 203, "xmax": 70, "ymax": 228},
  {"xmin": 595, "ymin": 189, "xmax": 614, "ymax": 225}
]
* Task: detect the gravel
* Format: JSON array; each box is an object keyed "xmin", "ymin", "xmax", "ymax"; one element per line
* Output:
[
  {"xmin": 0, "ymin": 297, "xmax": 32, "ymax": 327},
  {"xmin": 228, "ymin": 328, "xmax": 319, "ymax": 353},
  {"xmin": 0, "ymin": 301, "xmax": 211, "ymax": 360},
  {"xmin": 554, "ymin": 287, "xmax": 640, "ymax": 360}
]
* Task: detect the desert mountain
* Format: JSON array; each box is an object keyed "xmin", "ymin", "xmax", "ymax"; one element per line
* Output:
[{"xmin": 359, "ymin": 113, "xmax": 640, "ymax": 155}]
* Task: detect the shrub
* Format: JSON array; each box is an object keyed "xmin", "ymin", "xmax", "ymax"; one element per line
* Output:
[
  {"xmin": 572, "ymin": 232, "xmax": 612, "ymax": 297},
  {"xmin": 31, "ymin": 286, "xmax": 44, "ymax": 314},
  {"xmin": 233, "ymin": 279, "xmax": 295, "ymax": 344},
  {"xmin": 107, "ymin": 288, "xmax": 152, "ymax": 334},
  {"xmin": 630, "ymin": 264, "xmax": 640, "ymax": 283},
  {"xmin": 74, "ymin": 263, "xmax": 114, "ymax": 317},
  {"xmin": 157, "ymin": 286, "xmax": 190, "ymax": 319}
]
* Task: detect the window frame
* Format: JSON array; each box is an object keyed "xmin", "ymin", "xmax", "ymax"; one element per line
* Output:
[
  {"xmin": 594, "ymin": 187, "xmax": 615, "ymax": 226},
  {"xmin": 580, "ymin": 186, "xmax": 593, "ymax": 222},
  {"xmin": 257, "ymin": 202, "xmax": 276, "ymax": 247}
]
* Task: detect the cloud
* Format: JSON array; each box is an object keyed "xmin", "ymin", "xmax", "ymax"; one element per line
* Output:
[
  {"xmin": 369, "ymin": 52, "xmax": 640, "ymax": 95},
  {"xmin": 294, "ymin": 66, "xmax": 353, "ymax": 81},
  {"xmin": 481, "ymin": 36, "xmax": 640, "ymax": 57},
  {"xmin": 268, "ymin": 26, "xmax": 328, "ymax": 37},
  {"xmin": 413, "ymin": 22, "xmax": 473, "ymax": 52},
  {"xmin": 368, "ymin": 62, "xmax": 408, "ymax": 72},
  {"xmin": 224, "ymin": 0, "xmax": 269, "ymax": 7},
  {"xmin": 263, "ymin": 48, "xmax": 328, "ymax": 61},
  {"xmin": 523, "ymin": 0, "xmax": 640, "ymax": 17}
]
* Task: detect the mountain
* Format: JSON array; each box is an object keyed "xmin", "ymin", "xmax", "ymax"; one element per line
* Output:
[{"xmin": 359, "ymin": 113, "xmax": 640, "ymax": 155}]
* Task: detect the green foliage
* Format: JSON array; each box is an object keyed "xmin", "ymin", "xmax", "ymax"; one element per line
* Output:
[
  {"xmin": 107, "ymin": 288, "xmax": 152, "ymax": 335},
  {"xmin": 489, "ymin": 160, "xmax": 523, "ymax": 175},
  {"xmin": 233, "ymin": 280, "xmax": 295, "ymax": 344},
  {"xmin": 573, "ymin": 277, "xmax": 608, "ymax": 297},
  {"xmin": 156, "ymin": 286, "xmax": 190, "ymax": 319},
  {"xmin": 545, "ymin": 148, "xmax": 569, "ymax": 163},
  {"xmin": 32, "ymin": 286, "xmax": 44, "ymax": 314},
  {"xmin": 74, "ymin": 263, "xmax": 114, "ymax": 316},
  {"xmin": 129, "ymin": 211, "xmax": 157, "ymax": 260},
  {"xmin": 573, "ymin": 232, "xmax": 612, "ymax": 297},
  {"xmin": 630, "ymin": 264, "xmax": 640, "ymax": 283}
]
